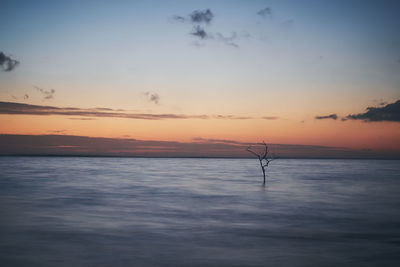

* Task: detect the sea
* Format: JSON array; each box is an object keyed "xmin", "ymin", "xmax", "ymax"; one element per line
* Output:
[{"xmin": 0, "ymin": 157, "xmax": 399, "ymax": 266}]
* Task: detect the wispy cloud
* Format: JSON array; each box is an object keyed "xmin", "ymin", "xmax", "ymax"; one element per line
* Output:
[
  {"xmin": 212, "ymin": 114, "xmax": 251, "ymax": 120},
  {"xmin": 343, "ymin": 100, "xmax": 400, "ymax": 122},
  {"xmin": 0, "ymin": 101, "xmax": 277, "ymax": 121},
  {"xmin": 0, "ymin": 52, "xmax": 19, "ymax": 72},
  {"xmin": 193, "ymin": 137, "xmax": 246, "ymax": 145},
  {"xmin": 172, "ymin": 15, "xmax": 186, "ymax": 22},
  {"xmin": 10, "ymin": 94, "xmax": 30, "ymax": 100},
  {"xmin": 47, "ymin": 129, "xmax": 67, "ymax": 134},
  {"xmin": 262, "ymin": 116, "xmax": 279, "ymax": 120},
  {"xmin": 191, "ymin": 28, "xmax": 240, "ymax": 47},
  {"xmin": 144, "ymin": 92, "xmax": 160, "ymax": 104},
  {"xmin": 315, "ymin": 114, "xmax": 338, "ymax": 120},
  {"xmin": 215, "ymin": 32, "xmax": 239, "ymax": 48},
  {"xmin": 68, "ymin": 118, "xmax": 97, "ymax": 121},
  {"xmin": 257, "ymin": 7, "xmax": 272, "ymax": 18},
  {"xmin": 281, "ymin": 19, "xmax": 294, "ymax": 29},
  {"xmin": 35, "ymin": 86, "xmax": 55, "ymax": 100}
]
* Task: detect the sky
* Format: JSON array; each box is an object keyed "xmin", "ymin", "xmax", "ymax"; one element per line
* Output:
[{"xmin": 0, "ymin": 0, "xmax": 399, "ymax": 158}]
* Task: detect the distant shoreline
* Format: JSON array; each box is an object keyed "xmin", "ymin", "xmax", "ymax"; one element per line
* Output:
[{"xmin": 0, "ymin": 155, "xmax": 399, "ymax": 160}]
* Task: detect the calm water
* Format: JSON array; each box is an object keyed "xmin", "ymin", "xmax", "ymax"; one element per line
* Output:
[{"xmin": 0, "ymin": 157, "xmax": 399, "ymax": 266}]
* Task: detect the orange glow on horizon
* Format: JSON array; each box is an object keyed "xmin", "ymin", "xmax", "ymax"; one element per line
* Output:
[{"xmin": 1, "ymin": 114, "xmax": 399, "ymax": 152}]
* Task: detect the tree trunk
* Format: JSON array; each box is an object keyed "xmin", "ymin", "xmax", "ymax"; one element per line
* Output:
[
  {"xmin": 259, "ymin": 159, "xmax": 266, "ymax": 184},
  {"xmin": 247, "ymin": 142, "xmax": 272, "ymax": 185}
]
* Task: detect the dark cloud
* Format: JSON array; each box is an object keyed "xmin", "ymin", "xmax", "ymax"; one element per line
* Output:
[
  {"xmin": 35, "ymin": 86, "xmax": 55, "ymax": 100},
  {"xmin": 0, "ymin": 101, "xmax": 205, "ymax": 120},
  {"xmin": 0, "ymin": 52, "xmax": 19, "ymax": 72},
  {"xmin": 173, "ymin": 9, "xmax": 214, "ymax": 24},
  {"xmin": 47, "ymin": 129, "xmax": 67, "ymax": 134},
  {"xmin": 144, "ymin": 92, "xmax": 160, "ymax": 104},
  {"xmin": 1, "ymin": 134, "xmax": 395, "ymax": 158},
  {"xmin": 193, "ymin": 137, "xmax": 245, "ymax": 145},
  {"xmin": 315, "ymin": 114, "xmax": 338, "ymax": 120},
  {"xmin": 344, "ymin": 100, "xmax": 400, "ymax": 122},
  {"xmin": 262, "ymin": 116, "xmax": 279, "ymax": 120},
  {"xmin": 93, "ymin": 107, "xmax": 115, "ymax": 111},
  {"xmin": 0, "ymin": 101, "xmax": 267, "ymax": 121},
  {"xmin": 191, "ymin": 25, "xmax": 209, "ymax": 39},
  {"xmin": 190, "ymin": 9, "xmax": 214, "ymax": 24},
  {"xmin": 174, "ymin": 9, "xmax": 241, "ymax": 48},
  {"xmin": 257, "ymin": 7, "xmax": 272, "ymax": 18}
]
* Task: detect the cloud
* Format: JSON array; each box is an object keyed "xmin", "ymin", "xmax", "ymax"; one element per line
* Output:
[
  {"xmin": 35, "ymin": 86, "xmax": 55, "ymax": 100},
  {"xmin": 315, "ymin": 114, "xmax": 338, "ymax": 120},
  {"xmin": 257, "ymin": 7, "xmax": 272, "ymax": 18},
  {"xmin": 1, "ymin": 134, "xmax": 395, "ymax": 158},
  {"xmin": 174, "ymin": 8, "xmax": 242, "ymax": 48},
  {"xmin": 215, "ymin": 32, "xmax": 239, "ymax": 48},
  {"xmin": 0, "ymin": 101, "xmax": 269, "ymax": 121},
  {"xmin": 193, "ymin": 137, "xmax": 245, "ymax": 145},
  {"xmin": 344, "ymin": 100, "xmax": 400, "ymax": 122},
  {"xmin": 144, "ymin": 92, "xmax": 160, "ymax": 104},
  {"xmin": 191, "ymin": 25, "xmax": 209, "ymax": 39},
  {"xmin": 173, "ymin": 9, "xmax": 214, "ymax": 24},
  {"xmin": 211, "ymin": 114, "xmax": 251, "ymax": 120},
  {"xmin": 262, "ymin": 116, "xmax": 279, "ymax": 120},
  {"xmin": 0, "ymin": 52, "xmax": 19, "ymax": 72},
  {"xmin": 190, "ymin": 9, "xmax": 214, "ymax": 24},
  {"xmin": 68, "ymin": 118, "xmax": 97, "ymax": 121},
  {"xmin": 0, "ymin": 101, "xmax": 204, "ymax": 120},
  {"xmin": 191, "ymin": 28, "xmax": 241, "ymax": 47},
  {"xmin": 172, "ymin": 15, "xmax": 186, "ymax": 22},
  {"xmin": 47, "ymin": 129, "xmax": 67, "ymax": 134}
]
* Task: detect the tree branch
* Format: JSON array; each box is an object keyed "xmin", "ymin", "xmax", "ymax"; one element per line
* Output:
[
  {"xmin": 246, "ymin": 141, "xmax": 274, "ymax": 185},
  {"xmin": 247, "ymin": 146, "xmax": 261, "ymax": 159},
  {"xmin": 261, "ymin": 141, "xmax": 268, "ymax": 159}
]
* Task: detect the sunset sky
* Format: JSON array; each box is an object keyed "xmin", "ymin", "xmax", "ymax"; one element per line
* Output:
[{"xmin": 1, "ymin": 0, "xmax": 399, "ymax": 157}]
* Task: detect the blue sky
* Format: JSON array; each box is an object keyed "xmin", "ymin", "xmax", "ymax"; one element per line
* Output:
[
  {"xmin": 2, "ymin": 0, "xmax": 399, "ymax": 112},
  {"xmin": 0, "ymin": 0, "xmax": 399, "ymax": 155}
]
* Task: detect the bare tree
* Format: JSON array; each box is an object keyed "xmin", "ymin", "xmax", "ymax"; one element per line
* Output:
[{"xmin": 247, "ymin": 141, "xmax": 273, "ymax": 184}]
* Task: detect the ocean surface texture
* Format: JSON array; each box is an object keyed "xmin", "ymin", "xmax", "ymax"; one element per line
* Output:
[{"xmin": 0, "ymin": 157, "xmax": 399, "ymax": 266}]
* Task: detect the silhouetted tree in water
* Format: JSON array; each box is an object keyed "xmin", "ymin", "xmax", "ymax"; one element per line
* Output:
[{"xmin": 247, "ymin": 141, "xmax": 273, "ymax": 184}]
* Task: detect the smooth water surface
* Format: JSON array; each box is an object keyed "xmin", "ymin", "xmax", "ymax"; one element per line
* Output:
[{"xmin": 0, "ymin": 157, "xmax": 399, "ymax": 266}]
